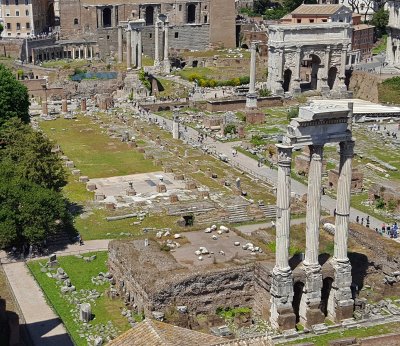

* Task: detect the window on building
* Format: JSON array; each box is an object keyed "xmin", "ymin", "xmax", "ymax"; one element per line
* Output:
[
  {"xmin": 16, "ymin": 10, "xmax": 20, "ymax": 16},
  {"xmin": 145, "ymin": 6, "xmax": 154, "ymax": 25},
  {"xmin": 179, "ymin": 4, "xmax": 182, "ymax": 11},
  {"xmin": 26, "ymin": 22, "xmax": 30, "ymax": 29},
  {"xmin": 74, "ymin": 18, "xmax": 78, "ymax": 25},
  {"xmin": 5, "ymin": 0, "xmax": 10, "ymax": 5},
  {"xmin": 15, "ymin": 0, "xmax": 19, "ymax": 5},
  {"xmin": 7, "ymin": 23, "xmax": 11, "ymax": 29},
  {"xmin": 187, "ymin": 4, "xmax": 196, "ymax": 23},
  {"xmin": 175, "ymin": 32, "xmax": 178, "ymax": 38},
  {"xmin": 102, "ymin": 7, "xmax": 112, "ymax": 27},
  {"xmin": 297, "ymin": 19, "xmax": 301, "ymax": 23},
  {"xmin": 309, "ymin": 19, "xmax": 314, "ymax": 23},
  {"xmin": 149, "ymin": 33, "xmax": 152, "ymax": 38},
  {"xmin": 16, "ymin": 23, "xmax": 21, "ymax": 30},
  {"xmin": 322, "ymin": 19, "xmax": 327, "ymax": 22},
  {"xmin": 360, "ymin": 3, "xmax": 365, "ymax": 10},
  {"xmin": 26, "ymin": 10, "xmax": 29, "ymax": 15},
  {"xmin": 25, "ymin": 0, "xmax": 29, "ymax": 4},
  {"xmin": 204, "ymin": 15, "xmax": 207, "ymax": 23}
]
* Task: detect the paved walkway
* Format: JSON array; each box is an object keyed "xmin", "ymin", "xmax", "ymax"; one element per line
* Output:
[{"xmin": 1, "ymin": 240, "xmax": 111, "ymax": 346}]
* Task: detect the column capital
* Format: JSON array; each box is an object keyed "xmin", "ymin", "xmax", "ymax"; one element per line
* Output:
[{"xmin": 276, "ymin": 144, "xmax": 293, "ymax": 165}]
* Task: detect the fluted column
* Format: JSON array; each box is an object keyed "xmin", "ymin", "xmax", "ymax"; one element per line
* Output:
[
  {"xmin": 118, "ymin": 25, "xmax": 123, "ymax": 63},
  {"xmin": 328, "ymin": 139, "xmax": 355, "ymax": 322},
  {"xmin": 126, "ymin": 29, "xmax": 132, "ymax": 69},
  {"xmin": 154, "ymin": 21, "xmax": 160, "ymax": 66},
  {"xmin": 163, "ymin": 21, "xmax": 170, "ymax": 73},
  {"xmin": 299, "ymin": 144, "xmax": 325, "ymax": 327},
  {"xmin": 270, "ymin": 144, "xmax": 296, "ymax": 330},
  {"xmin": 304, "ymin": 145, "xmax": 323, "ymax": 267}
]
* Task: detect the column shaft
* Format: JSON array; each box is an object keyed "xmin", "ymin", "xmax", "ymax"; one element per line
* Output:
[
  {"xmin": 118, "ymin": 26, "xmax": 123, "ymax": 63},
  {"xmin": 126, "ymin": 30, "xmax": 132, "ymax": 69},
  {"xmin": 137, "ymin": 30, "xmax": 142, "ymax": 69},
  {"xmin": 163, "ymin": 22, "xmax": 170, "ymax": 73},
  {"xmin": 275, "ymin": 144, "xmax": 293, "ymax": 271},
  {"xmin": 249, "ymin": 42, "xmax": 257, "ymax": 94},
  {"xmin": 334, "ymin": 140, "xmax": 354, "ymax": 262},
  {"xmin": 154, "ymin": 22, "xmax": 160, "ymax": 65},
  {"xmin": 132, "ymin": 30, "xmax": 137, "ymax": 68},
  {"xmin": 304, "ymin": 145, "xmax": 323, "ymax": 266}
]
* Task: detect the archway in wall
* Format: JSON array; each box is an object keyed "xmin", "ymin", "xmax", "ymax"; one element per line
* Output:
[
  {"xmin": 145, "ymin": 6, "xmax": 154, "ymax": 26},
  {"xmin": 103, "ymin": 8, "xmax": 112, "ymax": 27},
  {"xmin": 283, "ymin": 69, "xmax": 292, "ymax": 92},
  {"xmin": 292, "ymin": 281, "xmax": 304, "ymax": 323},
  {"xmin": 320, "ymin": 277, "xmax": 333, "ymax": 316},
  {"xmin": 187, "ymin": 4, "xmax": 196, "ymax": 23},
  {"xmin": 327, "ymin": 67, "xmax": 338, "ymax": 90},
  {"xmin": 47, "ymin": 3, "xmax": 55, "ymax": 28},
  {"xmin": 301, "ymin": 54, "xmax": 321, "ymax": 90}
]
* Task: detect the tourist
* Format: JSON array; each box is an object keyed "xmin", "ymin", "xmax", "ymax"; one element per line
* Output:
[
  {"xmin": 356, "ymin": 215, "xmax": 359, "ymax": 223},
  {"xmin": 361, "ymin": 217, "xmax": 364, "ymax": 225}
]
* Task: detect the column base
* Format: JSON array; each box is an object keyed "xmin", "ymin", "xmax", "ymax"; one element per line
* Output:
[
  {"xmin": 163, "ymin": 60, "xmax": 171, "ymax": 74},
  {"xmin": 299, "ymin": 264, "xmax": 325, "ymax": 328},
  {"xmin": 246, "ymin": 93, "xmax": 258, "ymax": 108},
  {"xmin": 328, "ymin": 259, "xmax": 354, "ymax": 322},
  {"xmin": 270, "ymin": 267, "xmax": 296, "ymax": 331}
]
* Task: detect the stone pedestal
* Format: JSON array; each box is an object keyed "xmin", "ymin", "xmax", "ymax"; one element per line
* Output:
[
  {"xmin": 246, "ymin": 93, "xmax": 258, "ymax": 108},
  {"xmin": 156, "ymin": 184, "xmax": 167, "ymax": 193},
  {"xmin": 172, "ymin": 115, "xmax": 180, "ymax": 139},
  {"xmin": 81, "ymin": 98, "xmax": 87, "ymax": 112}
]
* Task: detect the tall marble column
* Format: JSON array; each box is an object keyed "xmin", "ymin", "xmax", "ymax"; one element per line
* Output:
[
  {"xmin": 72, "ymin": 47, "xmax": 76, "ymax": 59},
  {"xmin": 137, "ymin": 29, "xmax": 142, "ymax": 69},
  {"xmin": 246, "ymin": 41, "xmax": 258, "ymax": 108},
  {"xmin": 126, "ymin": 29, "xmax": 132, "ymax": 69},
  {"xmin": 172, "ymin": 114, "xmax": 180, "ymax": 139},
  {"xmin": 154, "ymin": 21, "xmax": 160, "ymax": 66},
  {"xmin": 270, "ymin": 144, "xmax": 296, "ymax": 331},
  {"xmin": 132, "ymin": 30, "xmax": 137, "ymax": 68},
  {"xmin": 84, "ymin": 46, "xmax": 88, "ymax": 59},
  {"xmin": 328, "ymin": 139, "xmax": 355, "ymax": 322},
  {"xmin": 299, "ymin": 144, "xmax": 325, "ymax": 327},
  {"xmin": 118, "ymin": 25, "xmax": 123, "ymax": 63},
  {"xmin": 90, "ymin": 46, "xmax": 93, "ymax": 59},
  {"xmin": 163, "ymin": 20, "xmax": 170, "ymax": 74}
]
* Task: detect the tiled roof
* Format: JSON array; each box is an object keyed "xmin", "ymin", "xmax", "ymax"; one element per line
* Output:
[
  {"xmin": 291, "ymin": 4, "xmax": 345, "ymax": 15},
  {"xmin": 108, "ymin": 319, "xmax": 225, "ymax": 346}
]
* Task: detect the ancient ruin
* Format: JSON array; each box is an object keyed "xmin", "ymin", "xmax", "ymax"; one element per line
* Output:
[
  {"xmin": 386, "ymin": 0, "xmax": 400, "ymax": 66},
  {"xmin": 266, "ymin": 23, "xmax": 352, "ymax": 96},
  {"xmin": 270, "ymin": 102, "xmax": 355, "ymax": 329}
]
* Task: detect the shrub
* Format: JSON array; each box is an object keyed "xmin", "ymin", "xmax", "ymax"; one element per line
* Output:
[
  {"xmin": 375, "ymin": 198, "xmax": 385, "ymax": 209},
  {"xmin": 224, "ymin": 124, "xmax": 237, "ymax": 135}
]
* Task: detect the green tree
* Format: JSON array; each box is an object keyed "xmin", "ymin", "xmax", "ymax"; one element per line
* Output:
[
  {"xmin": 371, "ymin": 8, "xmax": 389, "ymax": 38},
  {"xmin": 0, "ymin": 175, "xmax": 71, "ymax": 247},
  {"xmin": 264, "ymin": 6, "xmax": 288, "ymax": 20},
  {"xmin": 0, "ymin": 119, "xmax": 67, "ymax": 191},
  {"xmin": 0, "ymin": 65, "xmax": 30, "ymax": 127},
  {"xmin": 283, "ymin": 0, "xmax": 317, "ymax": 12}
]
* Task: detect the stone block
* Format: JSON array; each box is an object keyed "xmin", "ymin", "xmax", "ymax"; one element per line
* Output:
[
  {"xmin": 163, "ymin": 166, "xmax": 173, "ymax": 173},
  {"xmin": 60, "ymin": 155, "xmax": 69, "ymax": 161},
  {"xmin": 153, "ymin": 159, "xmax": 162, "ymax": 166},
  {"xmin": 71, "ymin": 169, "xmax": 81, "ymax": 176},
  {"xmin": 328, "ymin": 337, "xmax": 356, "ymax": 346},
  {"xmin": 126, "ymin": 188, "xmax": 136, "ymax": 196},
  {"xmin": 278, "ymin": 312, "xmax": 296, "ymax": 331},
  {"xmin": 79, "ymin": 176, "xmax": 89, "ymax": 183},
  {"xmin": 185, "ymin": 181, "xmax": 197, "ymax": 190},
  {"xmin": 144, "ymin": 153, "xmax": 154, "ymax": 160},
  {"xmin": 157, "ymin": 184, "xmax": 167, "ymax": 193},
  {"xmin": 199, "ymin": 190, "xmax": 210, "ymax": 198},
  {"xmin": 174, "ymin": 173, "xmax": 185, "ymax": 180},
  {"xmin": 79, "ymin": 303, "xmax": 92, "ymax": 322},
  {"xmin": 137, "ymin": 147, "xmax": 145, "ymax": 153},
  {"xmin": 169, "ymin": 194, "xmax": 179, "ymax": 203},
  {"xmin": 86, "ymin": 182, "xmax": 97, "ymax": 191},
  {"xmin": 127, "ymin": 141, "xmax": 137, "ymax": 148},
  {"xmin": 95, "ymin": 193, "xmax": 106, "ymax": 201},
  {"xmin": 105, "ymin": 202, "xmax": 116, "ymax": 210},
  {"xmin": 65, "ymin": 161, "xmax": 74, "ymax": 168}
]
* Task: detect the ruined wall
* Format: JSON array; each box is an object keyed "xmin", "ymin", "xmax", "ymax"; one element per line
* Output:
[
  {"xmin": 348, "ymin": 71, "xmax": 384, "ymax": 103},
  {"xmin": 209, "ymin": 0, "xmax": 236, "ymax": 48},
  {"xmin": 206, "ymin": 97, "xmax": 282, "ymax": 112},
  {"xmin": 0, "ymin": 40, "xmax": 24, "ymax": 59}
]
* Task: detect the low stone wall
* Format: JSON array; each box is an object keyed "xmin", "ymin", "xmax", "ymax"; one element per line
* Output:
[
  {"xmin": 359, "ymin": 333, "xmax": 400, "ymax": 345},
  {"xmin": 206, "ymin": 96, "xmax": 282, "ymax": 112}
]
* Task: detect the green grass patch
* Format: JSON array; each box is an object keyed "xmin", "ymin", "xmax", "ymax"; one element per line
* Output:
[
  {"xmin": 378, "ymin": 76, "xmax": 400, "ymax": 104},
  {"xmin": 39, "ymin": 116, "xmax": 158, "ymax": 178},
  {"xmin": 216, "ymin": 306, "xmax": 251, "ymax": 319},
  {"xmin": 27, "ymin": 252, "xmax": 130, "ymax": 346},
  {"xmin": 372, "ymin": 35, "xmax": 387, "ymax": 55}
]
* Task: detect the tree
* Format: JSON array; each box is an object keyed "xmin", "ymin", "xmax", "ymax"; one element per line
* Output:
[
  {"xmin": 0, "ymin": 65, "xmax": 30, "ymax": 127},
  {"xmin": 0, "ymin": 119, "xmax": 67, "ymax": 191},
  {"xmin": 283, "ymin": 0, "xmax": 317, "ymax": 13},
  {"xmin": 0, "ymin": 175, "xmax": 71, "ymax": 248},
  {"xmin": 371, "ymin": 8, "xmax": 389, "ymax": 37}
]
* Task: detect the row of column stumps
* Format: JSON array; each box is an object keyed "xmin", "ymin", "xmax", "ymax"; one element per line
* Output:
[
  {"xmin": 117, "ymin": 14, "xmax": 170, "ymax": 74},
  {"xmin": 270, "ymin": 105, "xmax": 355, "ymax": 330},
  {"xmin": 41, "ymin": 98, "xmax": 87, "ymax": 116}
]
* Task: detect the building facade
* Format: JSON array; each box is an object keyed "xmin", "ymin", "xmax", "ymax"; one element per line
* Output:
[
  {"xmin": 0, "ymin": 0, "xmax": 54, "ymax": 38},
  {"xmin": 386, "ymin": 0, "xmax": 400, "ymax": 66}
]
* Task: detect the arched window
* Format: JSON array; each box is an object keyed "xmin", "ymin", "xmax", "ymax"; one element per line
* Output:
[
  {"xmin": 145, "ymin": 6, "xmax": 154, "ymax": 25},
  {"xmin": 103, "ymin": 8, "xmax": 112, "ymax": 27},
  {"xmin": 74, "ymin": 18, "xmax": 78, "ymax": 25},
  {"xmin": 187, "ymin": 4, "xmax": 196, "ymax": 23}
]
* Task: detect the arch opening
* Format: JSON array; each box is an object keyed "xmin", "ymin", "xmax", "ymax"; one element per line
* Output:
[
  {"xmin": 283, "ymin": 69, "xmax": 292, "ymax": 92},
  {"xmin": 320, "ymin": 277, "xmax": 333, "ymax": 317},
  {"xmin": 301, "ymin": 54, "xmax": 321, "ymax": 90},
  {"xmin": 292, "ymin": 281, "xmax": 304, "ymax": 323},
  {"xmin": 327, "ymin": 67, "xmax": 338, "ymax": 90}
]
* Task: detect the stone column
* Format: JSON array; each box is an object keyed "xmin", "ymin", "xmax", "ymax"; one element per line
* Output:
[
  {"xmin": 62, "ymin": 98, "xmax": 68, "ymax": 113},
  {"xmin": 172, "ymin": 114, "xmax": 180, "ymax": 139},
  {"xmin": 246, "ymin": 41, "xmax": 258, "ymax": 108},
  {"xmin": 81, "ymin": 98, "xmax": 87, "ymax": 112},
  {"xmin": 90, "ymin": 46, "xmax": 93, "ymax": 59},
  {"xmin": 270, "ymin": 144, "xmax": 296, "ymax": 331},
  {"xmin": 132, "ymin": 30, "xmax": 137, "ymax": 68},
  {"xmin": 137, "ymin": 29, "xmax": 142, "ymax": 69},
  {"xmin": 299, "ymin": 144, "xmax": 325, "ymax": 327},
  {"xmin": 338, "ymin": 46, "xmax": 347, "ymax": 91},
  {"xmin": 163, "ymin": 20, "xmax": 170, "ymax": 74},
  {"xmin": 84, "ymin": 46, "xmax": 88, "ymax": 59},
  {"xmin": 292, "ymin": 47, "xmax": 302, "ymax": 95},
  {"xmin": 154, "ymin": 21, "xmax": 160, "ymax": 66},
  {"xmin": 320, "ymin": 46, "xmax": 331, "ymax": 93},
  {"xmin": 78, "ymin": 46, "xmax": 82, "ymax": 59},
  {"xmin": 328, "ymin": 139, "xmax": 355, "ymax": 322},
  {"xmin": 42, "ymin": 100, "xmax": 48, "ymax": 116},
  {"xmin": 126, "ymin": 29, "xmax": 132, "ymax": 69},
  {"xmin": 72, "ymin": 47, "xmax": 76, "ymax": 59},
  {"xmin": 118, "ymin": 25, "xmax": 123, "ymax": 63}
]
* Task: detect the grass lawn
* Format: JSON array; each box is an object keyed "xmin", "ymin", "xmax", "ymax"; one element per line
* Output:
[
  {"xmin": 157, "ymin": 78, "xmax": 189, "ymax": 99},
  {"xmin": 27, "ymin": 252, "xmax": 130, "ymax": 346},
  {"xmin": 39, "ymin": 116, "xmax": 158, "ymax": 178},
  {"xmin": 281, "ymin": 322, "xmax": 398, "ymax": 345}
]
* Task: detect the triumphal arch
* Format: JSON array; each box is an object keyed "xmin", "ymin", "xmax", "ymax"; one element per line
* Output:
[
  {"xmin": 266, "ymin": 23, "xmax": 352, "ymax": 96},
  {"xmin": 270, "ymin": 102, "xmax": 355, "ymax": 330}
]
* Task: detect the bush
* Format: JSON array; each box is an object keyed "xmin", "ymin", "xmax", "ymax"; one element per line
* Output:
[
  {"xmin": 375, "ymin": 198, "xmax": 385, "ymax": 209},
  {"xmin": 224, "ymin": 124, "xmax": 237, "ymax": 135},
  {"xmin": 259, "ymin": 88, "xmax": 271, "ymax": 97},
  {"xmin": 287, "ymin": 106, "xmax": 299, "ymax": 121}
]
